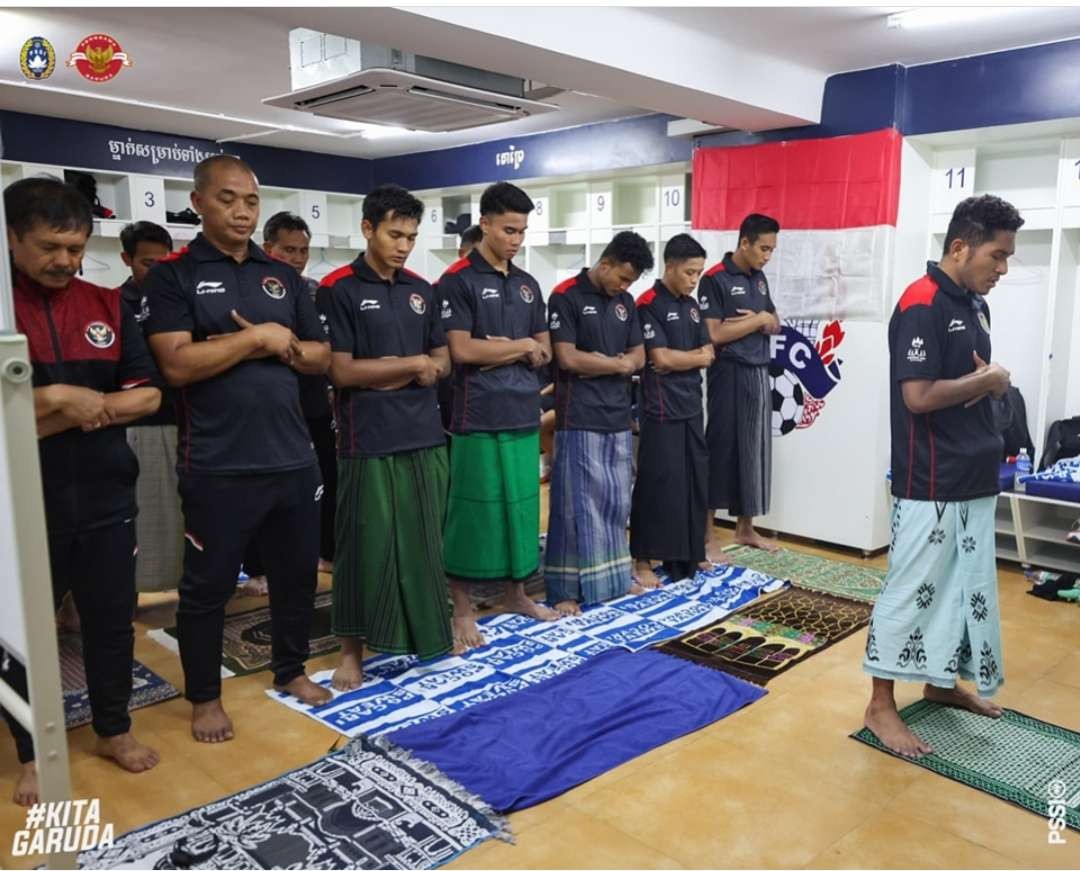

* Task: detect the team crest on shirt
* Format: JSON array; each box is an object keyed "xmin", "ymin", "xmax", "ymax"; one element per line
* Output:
[
  {"xmin": 614, "ymin": 303, "xmax": 629, "ymax": 322},
  {"xmin": 689, "ymin": 307, "xmax": 700, "ymax": 324},
  {"xmin": 520, "ymin": 284, "xmax": 534, "ymax": 304},
  {"xmin": 977, "ymin": 311, "xmax": 991, "ymax": 334},
  {"xmin": 262, "ymin": 276, "xmax": 286, "ymax": 300},
  {"xmin": 756, "ymin": 279, "xmax": 768, "ymax": 296},
  {"xmin": 84, "ymin": 321, "xmax": 115, "ymax": 349},
  {"xmin": 409, "ymin": 293, "xmax": 426, "ymax": 315}
]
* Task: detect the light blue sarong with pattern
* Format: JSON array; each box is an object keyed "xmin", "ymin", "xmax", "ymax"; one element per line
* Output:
[{"xmin": 863, "ymin": 496, "xmax": 1004, "ymax": 697}]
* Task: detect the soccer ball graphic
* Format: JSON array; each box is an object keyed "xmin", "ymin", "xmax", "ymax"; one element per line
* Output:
[{"xmin": 769, "ymin": 363, "xmax": 804, "ymax": 436}]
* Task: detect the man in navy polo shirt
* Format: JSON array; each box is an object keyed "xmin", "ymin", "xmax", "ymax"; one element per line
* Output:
[
  {"xmin": 629, "ymin": 234, "xmax": 714, "ymax": 584},
  {"xmin": 439, "ymin": 182, "xmax": 556, "ymax": 649},
  {"xmin": 863, "ymin": 195, "xmax": 1020, "ymax": 758},
  {"xmin": 142, "ymin": 155, "xmax": 332, "ymax": 743},
  {"xmin": 3, "ymin": 178, "xmax": 163, "ymax": 805},
  {"xmin": 317, "ymin": 184, "xmax": 453, "ymax": 689},
  {"xmin": 544, "ymin": 231, "xmax": 652, "ymax": 615},
  {"xmin": 699, "ymin": 213, "xmax": 782, "ymax": 559}
]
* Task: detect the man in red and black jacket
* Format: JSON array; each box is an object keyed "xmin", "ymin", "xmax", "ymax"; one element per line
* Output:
[{"xmin": 2, "ymin": 177, "xmax": 163, "ymax": 806}]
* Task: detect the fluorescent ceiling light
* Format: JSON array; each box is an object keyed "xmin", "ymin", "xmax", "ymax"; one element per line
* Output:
[{"xmin": 886, "ymin": 7, "xmax": 1023, "ymax": 29}]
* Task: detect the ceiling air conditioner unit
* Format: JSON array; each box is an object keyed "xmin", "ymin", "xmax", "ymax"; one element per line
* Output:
[{"xmin": 263, "ymin": 29, "xmax": 559, "ymax": 132}]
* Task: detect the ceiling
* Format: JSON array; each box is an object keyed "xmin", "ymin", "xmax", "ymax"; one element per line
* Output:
[{"xmin": 1, "ymin": 6, "xmax": 1078, "ymax": 161}]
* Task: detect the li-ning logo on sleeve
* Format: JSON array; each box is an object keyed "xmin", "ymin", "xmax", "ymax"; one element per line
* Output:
[
  {"xmin": 84, "ymin": 321, "xmax": 115, "ymax": 349},
  {"xmin": 196, "ymin": 281, "xmax": 225, "ymax": 295},
  {"xmin": 907, "ymin": 336, "xmax": 926, "ymax": 363},
  {"xmin": 495, "ymin": 144, "xmax": 525, "ymax": 171},
  {"xmin": 947, "ymin": 318, "xmax": 966, "ymax": 333}
]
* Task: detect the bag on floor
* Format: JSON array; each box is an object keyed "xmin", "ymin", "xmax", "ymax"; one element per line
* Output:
[{"xmin": 1039, "ymin": 415, "xmax": 1080, "ymax": 471}]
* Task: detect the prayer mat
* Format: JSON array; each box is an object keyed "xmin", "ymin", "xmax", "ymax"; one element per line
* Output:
[
  {"xmin": 723, "ymin": 543, "xmax": 885, "ymax": 604},
  {"xmin": 60, "ymin": 633, "xmax": 179, "ymax": 730},
  {"xmin": 659, "ymin": 587, "xmax": 872, "ymax": 685},
  {"xmin": 852, "ymin": 700, "xmax": 1080, "ymax": 831},
  {"xmin": 268, "ymin": 565, "xmax": 785, "ymax": 738},
  {"xmin": 78, "ymin": 735, "xmax": 511, "ymax": 869},
  {"xmin": 150, "ymin": 591, "xmax": 337, "ymax": 678},
  {"xmin": 388, "ymin": 649, "xmax": 765, "ymax": 812}
]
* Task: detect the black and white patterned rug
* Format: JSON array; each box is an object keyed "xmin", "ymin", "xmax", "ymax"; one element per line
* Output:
[{"xmin": 79, "ymin": 736, "xmax": 511, "ymax": 869}]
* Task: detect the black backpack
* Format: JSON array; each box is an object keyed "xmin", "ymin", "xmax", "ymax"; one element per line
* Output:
[
  {"xmin": 1039, "ymin": 415, "xmax": 1080, "ymax": 470},
  {"xmin": 991, "ymin": 386, "xmax": 1035, "ymax": 461},
  {"xmin": 63, "ymin": 169, "xmax": 114, "ymax": 219}
]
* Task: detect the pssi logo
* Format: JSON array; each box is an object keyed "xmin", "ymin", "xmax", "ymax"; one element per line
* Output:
[
  {"xmin": 496, "ymin": 144, "xmax": 525, "ymax": 171},
  {"xmin": 768, "ymin": 320, "xmax": 845, "ymax": 437}
]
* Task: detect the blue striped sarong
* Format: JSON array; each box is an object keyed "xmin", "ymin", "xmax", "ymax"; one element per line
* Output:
[
  {"xmin": 544, "ymin": 430, "xmax": 633, "ymax": 606},
  {"xmin": 863, "ymin": 496, "xmax": 1004, "ymax": 697}
]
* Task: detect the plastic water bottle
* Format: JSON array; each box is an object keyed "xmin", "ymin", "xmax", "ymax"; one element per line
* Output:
[{"xmin": 1015, "ymin": 448, "xmax": 1032, "ymax": 492}]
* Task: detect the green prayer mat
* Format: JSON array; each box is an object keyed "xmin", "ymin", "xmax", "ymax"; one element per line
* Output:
[
  {"xmin": 852, "ymin": 699, "xmax": 1080, "ymax": 831},
  {"xmin": 723, "ymin": 544, "xmax": 884, "ymax": 604},
  {"xmin": 156, "ymin": 591, "xmax": 338, "ymax": 677}
]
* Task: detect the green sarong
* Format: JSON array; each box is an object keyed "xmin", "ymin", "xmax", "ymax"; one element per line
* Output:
[
  {"xmin": 333, "ymin": 445, "xmax": 452, "ymax": 660},
  {"xmin": 444, "ymin": 430, "xmax": 541, "ymax": 582}
]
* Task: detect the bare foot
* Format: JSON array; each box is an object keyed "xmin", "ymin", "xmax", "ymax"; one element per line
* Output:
[
  {"xmin": 191, "ymin": 699, "xmax": 235, "ymax": 743},
  {"xmin": 13, "ymin": 762, "xmax": 37, "ymax": 807},
  {"xmin": 236, "ymin": 575, "xmax": 268, "ymax": 597},
  {"xmin": 864, "ymin": 700, "xmax": 932, "ymax": 758},
  {"xmin": 631, "ymin": 562, "xmax": 662, "ymax": 593},
  {"xmin": 923, "ymin": 684, "xmax": 1004, "ymax": 718},
  {"xmin": 95, "ymin": 732, "xmax": 160, "ymax": 773},
  {"xmin": 450, "ymin": 580, "xmax": 487, "ymax": 652},
  {"xmin": 318, "ymin": 559, "xmax": 334, "ymax": 574},
  {"xmin": 734, "ymin": 527, "xmax": 780, "ymax": 553},
  {"xmin": 706, "ymin": 548, "xmax": 731, "ymax": 565},
  {"xmin": 332, "ymin": 640, "xmax": 364, "ymax": 692},
  {"xmin": 554, "ymin": 599, "xmax": 582, "ymax": 616},
  {"xmin": 505, "ymin": 583, "xmax": 560, "ymax": 622},
  {"xmin": 55, "ymin": 592, "xmax": 80, "ymax": 634},
  {"xmin": 277, "ymin": 674, "xmax": 333, "ymax": 707}
]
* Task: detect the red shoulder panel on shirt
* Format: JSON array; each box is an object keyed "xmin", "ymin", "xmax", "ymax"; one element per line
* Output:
[
  {"xmin": 705, "ymin": 262, "xmax": 726, "ymax": 277},
  {"xmin": 320, "ymin": 265, "xmax": 355, "ymax": 288},
  {"xmin": 445, "ymin": 256, "xmax": 471, "ymax": 275},
  {"xmin": 552, "ymin": 275, "xmax": 577, "ymax": 296},
  {"xmin": 160, "ymin": 246, "xmax": 190, "ymax": 263},
  {"xmin": 636, "ymin": 289, "xmax": 657, "ymax": 308},
  {"xmin": 898, "ymin": 275, "xmax": 940, "ymax": 312}
]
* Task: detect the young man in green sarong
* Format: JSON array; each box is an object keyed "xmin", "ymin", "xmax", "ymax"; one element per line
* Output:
[
  {"xmin": 439, "ymin": 182, "xmax": 559, "ymax": 650},
  {"xmin": 317, "ymin": 184, "xmax": 454, "ymax": 690}
]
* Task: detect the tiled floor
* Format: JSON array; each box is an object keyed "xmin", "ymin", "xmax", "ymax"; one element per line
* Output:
[{"xmin": 1, "ymin": 523, "xmax": 1077, "ymax": 869}]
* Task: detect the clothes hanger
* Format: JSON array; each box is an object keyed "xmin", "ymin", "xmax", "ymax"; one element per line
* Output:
[{"xmin": 80, "ymin": 253, "xmax": 111, "ymax": 273}]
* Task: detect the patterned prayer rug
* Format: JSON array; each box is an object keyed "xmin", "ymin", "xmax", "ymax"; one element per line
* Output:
[
  {"xmin": 150, "ymin": 591, "xmax": 338, "ymax": 677},
  {"xmin": 659, "ymin": 587, "xmax": 872, "ymax": 684},
  {"xmin": 268, "ymin": 565, "xmax": 786, "ymax": 738},
  {"xmin": 723, "ymin": 544, "xmax": 885, "ymax": 604},
  {"xmin": 852, "ymin": 700, "xmax": 1080, "ymax": 831},
  {"xmin": 78, "ymin": 735, "xmax": 511, "ymax": 869},
  {"xmin": 60, "ymin": 634, "xmax": 180, "ymax": 730}
]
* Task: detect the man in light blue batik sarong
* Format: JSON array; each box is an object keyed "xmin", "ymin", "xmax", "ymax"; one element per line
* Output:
[
  {"xmin": 544, "ymin": 232, "xmax": 653, "ymax": 615},
  {"xmin": 864, "ymin": 195, "xmax": 1023, "ymax": 758}
]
